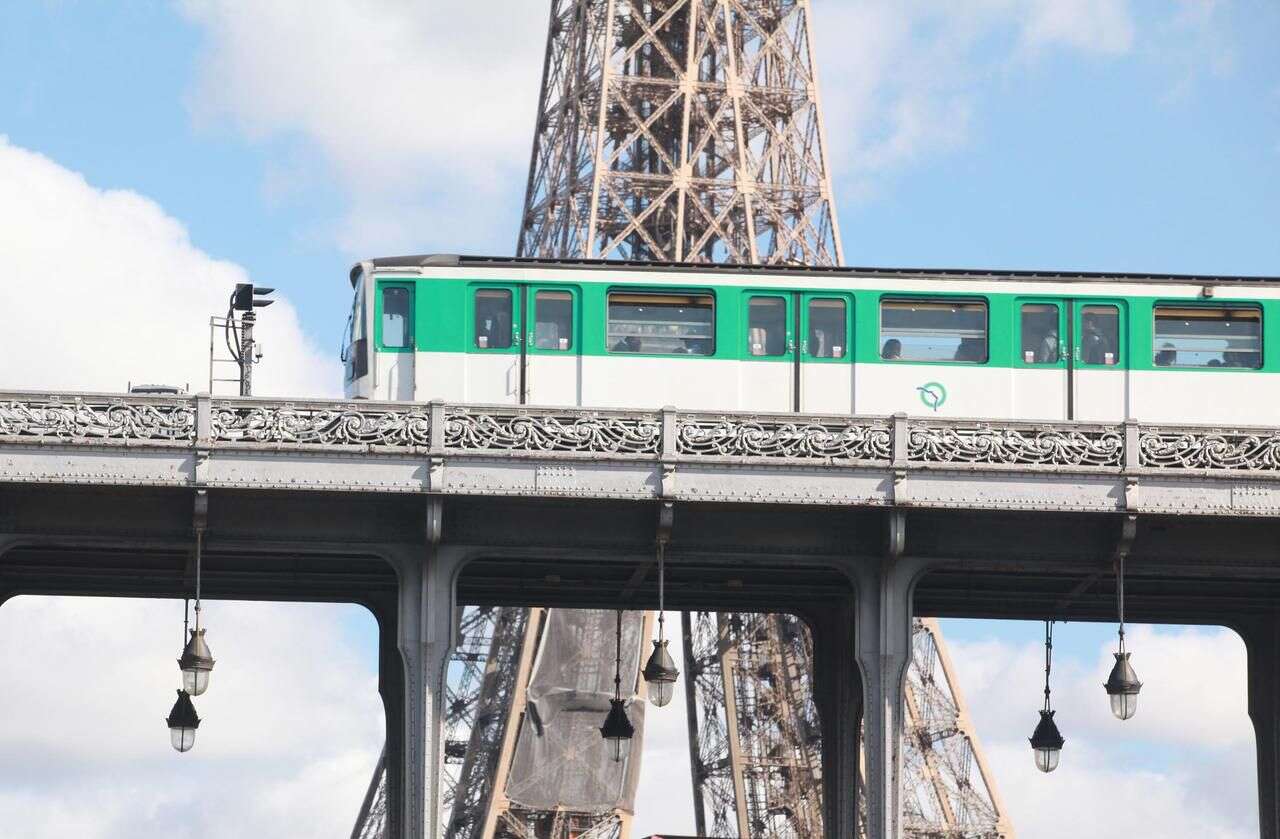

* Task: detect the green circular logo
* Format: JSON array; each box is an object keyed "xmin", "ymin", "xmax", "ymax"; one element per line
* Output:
[{"xmin": 917, "ymin": 382, "xmax": 947, "ymax": 411}]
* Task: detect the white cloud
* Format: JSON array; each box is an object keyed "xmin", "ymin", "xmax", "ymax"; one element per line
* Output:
[
  {"xmin": 178, "ymin": 0, "xmax": 548, "ymax": 256},
  {"xmin": 814, "ymin": 0, "xmax": 1135, "ymax": 200},
  {"xmin": 946, "ymin": 623, "xmax": 1258, "ymax": 838},
  {"xmin": 176, "ymin": 1, "xmax": 1145, "ymax": 254},
  {"xmin": 1020, "ymin": 0, "xmax": 1135, "ymax": 56},
  {"xmin": 0, "ymin": 596, "xmax": 383, "ymax": 839},
  {"xmin": 0, "ymin": 136, "xmax": 335, "ymax": 397}
]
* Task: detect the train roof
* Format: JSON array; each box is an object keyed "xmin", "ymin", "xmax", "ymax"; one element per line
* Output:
[{"xmin": 350, "ymin": 254, "xmax": 1280, "ymax": 287}]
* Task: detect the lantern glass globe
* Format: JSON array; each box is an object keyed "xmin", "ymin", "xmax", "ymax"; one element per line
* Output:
[
  {"xmin": 649, "ymin": 680, "xmax": 675, "ymax": 708},
  {"xmin": 170, "ymin": 726, "xmax": 197, "ymax": 753},
  {"xmin": 1110, "ymin": 691, "xmax": 1138, "ymax": 721},
  {"xmin": 182, "ymin": 668, "xmax": 210, "ymax": 697},
  {"xmin": 1034, "ymin": 746, "xmax": 1060, "ymax": 773}
]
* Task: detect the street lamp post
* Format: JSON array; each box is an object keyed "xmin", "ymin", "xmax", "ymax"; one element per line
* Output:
[{"xmin": 642, "ymin": 539, "xmax": 679, "ymax": 707}]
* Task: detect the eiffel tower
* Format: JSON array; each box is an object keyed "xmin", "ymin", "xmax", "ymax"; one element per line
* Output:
[{"xmin": 353, "ymin": 3, "xmax": 1012, "ymax": 838}]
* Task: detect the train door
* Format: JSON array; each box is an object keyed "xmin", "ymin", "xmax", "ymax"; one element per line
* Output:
[
  {"xmin": 466, "ymin": 283, "xmax": 524, "ymax": 404},
  {"xmin": 799, "ymin": 293, "xmax": 854, "ymax": 414},
  {"xmin": 524, "ymin": 286, "xmax": 580, "ymax": 406},
  {"xmin": 1071, "ymin": 300, "xmax": 1127, "ymax": 421},
  {"xmin": 1012, "ymin": 298, "xmax": 1067, "ymax": 419},
  {"xmin": 374, "ymin": 281, "xmax": 415, "ymax": 401},
  {"xmin": 740, "ymin": 293, "xmax": 794, "ymax": 412}
]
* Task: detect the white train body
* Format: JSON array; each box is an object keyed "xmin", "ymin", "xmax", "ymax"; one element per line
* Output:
[{"xmin": 342, "ymin": 256, "xmax": 1280, "ymax": 424}]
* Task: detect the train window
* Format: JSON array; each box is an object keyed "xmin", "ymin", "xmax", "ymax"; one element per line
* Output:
[
  {"xmin": 747, "ymin": 296, "xmax": 787, "ymax": 357},
  {"xmin": 880, "ymin": 299, "xmax": 987, "ymax": 363},
  {"xmin": 1080, "ymin": 305, "xmax": 1121, "ymax": 366},
  {"xmin": 808, "ymin": 298, "xmax": 847, "ymax": 359},
  {"xmin": 607, "ymin": 291, "xmax": 714, "ymax": 355},
  {"xmin": 1153, "ymin": 305, "xmax": 1261, "ymax": 368},
  {"xmin": 1020, "ymin": 304, "xmax": 1060, "ymax": 364},
  {"xmin": 381, "ymin": 287, "xmax": 412, "ymax": 349},
  {"xmin": 474, "ymin": 289, "xmax": 513, "ymax": 350},
  {"xmin": 534, "ymin": 290, "xmax": 573, "ymax": 351}
]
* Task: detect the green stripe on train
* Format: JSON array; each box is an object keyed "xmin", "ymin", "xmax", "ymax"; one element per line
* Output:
[{"xmin": 369, "ymin": 274, "xmax": 1277, "ymax": 374}]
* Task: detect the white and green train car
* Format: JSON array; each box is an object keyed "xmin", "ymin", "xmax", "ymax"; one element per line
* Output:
[{"xmin": 341, "ymin": 255, "xmax": 1280, "ymax": 423}]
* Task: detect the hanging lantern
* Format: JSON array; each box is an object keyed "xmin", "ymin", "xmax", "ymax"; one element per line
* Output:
[
  {"xmin": 166, "ymin": 690, "xmax": 201, "ymax": 753},
  {"xmin": 178, "ymin": 627, "xmax": 216, "ymax": 697},
  {"xmin": 600, "ymin": 609, "xmax": 635, "ymax": 763},
  {"xmin": 641, "ymin": 539, "xmax": 680, "ymax": 707},
  {"xmin": 642, "ymin": 638, "xmax": 679, "ymax": 707},
  {"xmin": 1105, "ymin": 549, "xmax": 1142, "ymax": 719},
  {"xmin": 1104, "ymin": 652, "xmax": 1142, "ymax": 721},
  {"xmin": 1029, "ymin": 709, "xmax": 1064, "ymax": 773},
  {"xmin": 1029, "ymin": 619, "xmax": 1065, "ymax": 773},
  {"xmin": 600, "ymin": 697, "xmax": 635, "ymax": 763}
]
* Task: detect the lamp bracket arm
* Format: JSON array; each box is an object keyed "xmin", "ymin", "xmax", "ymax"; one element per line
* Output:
[
  {"xmin": 886, "ymin": 509, "xmax": 907, "ymax": 562},
  {"xmin": 426, "ymin": 496, "xmax": 444, "ymax": 547},
  {"xmin": 192, "ymin": 489, "xmax": 208, "ymax": 536},
  {"xmin": 1113, "ymin": 513, "xmax": 1137, "ymax": 570},
  {"xmin": 656, "ymin": 499, "xmax": 674, "ymax": 547}
]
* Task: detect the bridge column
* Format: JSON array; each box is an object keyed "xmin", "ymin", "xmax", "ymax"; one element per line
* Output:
[
  {"xmin": 385, "ymin": 542, "xmax": 461, "ymax": 839},
  {"xmin": 810, "ymin": 600, "xmax": 859, "ymax": 839},
  {"xmin": 1245, "ymin": 614, "xmax": 1280, "ymax": 839},
  {"xmin": 850, "ymin": 550, "xmax": 928, "ymax": 839}
]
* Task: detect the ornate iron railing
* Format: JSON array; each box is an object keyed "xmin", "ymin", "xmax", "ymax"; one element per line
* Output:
[{"xmin": 4, "ymin": 391, "xmax": 1280, "ymax": 474}]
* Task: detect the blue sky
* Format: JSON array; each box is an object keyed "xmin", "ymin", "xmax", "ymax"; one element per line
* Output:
[
  {"xmin": 1, "ymin": 2, "xmax": 1276, "ymax": 837},
  {"xmin": 3, "ymin": 2, "xmax": 1276, "ymax": 358}
]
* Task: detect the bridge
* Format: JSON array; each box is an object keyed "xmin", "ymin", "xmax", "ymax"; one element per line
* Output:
[{"xmin": 1, "ymin": 390, "xmax": 1278, "ymax": 838}]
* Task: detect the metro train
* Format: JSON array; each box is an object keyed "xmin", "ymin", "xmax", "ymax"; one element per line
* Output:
[{"xmin": 341, "ymin": 254, "xmax": 1280, "ymax": 424}]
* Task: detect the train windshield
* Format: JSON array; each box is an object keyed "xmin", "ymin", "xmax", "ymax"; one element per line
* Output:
[{"xmin": 342, "ymin": 277, "xmax": 368, "ymax": 381}]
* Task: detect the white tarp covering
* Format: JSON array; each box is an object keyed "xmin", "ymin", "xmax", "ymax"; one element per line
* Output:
[{"xmin": 505, "ymin": 609, "xmax": 647, "ymax": 812}]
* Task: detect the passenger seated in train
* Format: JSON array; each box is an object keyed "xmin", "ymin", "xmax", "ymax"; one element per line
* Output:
[
  {"xmin": 1081, "ymin": 314, "xmax": 1114, "ymax": 365},
  {"xmin": 1224, "ymin": 350, "xmax": 1259, "ymax": 368},
  {"xmin": 954, "ymin": 338, "xmax": 985, "ymax": 363},
  {"xmin": 1036, "ymin": 328, "xmax": 1060, "ymax": 363},
  {"xmin": 613, "ymin": 335, "xmax": 642, "ymax": 353},
  {"xmin": 1155, "ymin": 344, "xmax": 1177, "ymax": 366},
  {"xmin": 881, "ymin": 338, "xmax": 902, "ymax": 360}
]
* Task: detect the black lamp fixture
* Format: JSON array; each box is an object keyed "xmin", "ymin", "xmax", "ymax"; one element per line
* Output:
[
  {"xmin": 1104, "ymin": 549, "xmax": 1142, "ymax": 720},
  {"xmin": 642, "ymin": 538, "xmax": 679, "ymax": 707},
  {"xmin": 600, "ymin": 609, "xmax": 635, "ymax": 763},
  {"xmin": 166, "ymin": 689, "xmax": 201, "ymax": 753},
  {"xmin": 178, "ymin": 528, "xmax": 215, "ymax": 696},
  {"xmin": 1029, "ymin": 619, "xmax": 1065, "ymax": 773}
]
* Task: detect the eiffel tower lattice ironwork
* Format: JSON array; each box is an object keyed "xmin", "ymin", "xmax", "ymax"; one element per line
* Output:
[
  {"xmin": 350, "ymin": 2, "xmax": 1013, "ymax": 838},
  {"xmin": 516, "ymin": 0, "xmax": 842, "ymax": 265}
]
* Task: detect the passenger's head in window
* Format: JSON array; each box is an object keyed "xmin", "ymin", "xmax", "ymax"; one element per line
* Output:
[
  {"xmin": 1155, "ymin": 343, "xmax": 1177, "ymax": 366},
  {"xmin": 613, "ymin": 335, "xmax": 642, "ymax": 353},
  {"xmin": 954, "ymin": 338, "xmax": 985, "ymax": 363},
  {"xmin": 881, "ymin": 338, "xmax": 902, "ymax": 360}
]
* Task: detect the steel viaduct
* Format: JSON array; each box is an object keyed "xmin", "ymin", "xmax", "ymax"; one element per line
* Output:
[{"xmin": 0, "ymin": 390, "xmax": 1277, "ymax": 838}]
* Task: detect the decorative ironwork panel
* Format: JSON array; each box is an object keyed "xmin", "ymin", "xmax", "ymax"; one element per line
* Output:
[
  {"xmin": 444, "ymin": 409, "xmax": 660, "ymax": 454},
  {"xmin": 1140, "ymin": 430, "xmax": 1280, "ymax": 471},
  {"xmin": 678, "ymin": 416, "xmax": 892, "ymax": 461},
  {"xmin": 211, "ymin": 403, "xmax": 432, "ymax": 447},
  {"xmin": 0, "ymin": 398, "xmax": 194, "ymax": 442},
  {"xmin": 908, "ymin": 425, "xmax": 1123, "ymax": 467}
]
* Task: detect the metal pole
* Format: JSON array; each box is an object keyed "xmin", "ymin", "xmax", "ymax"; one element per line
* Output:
[{"xmin": 239, "ymin": 310, "xmax": 255, "ymax": 396}]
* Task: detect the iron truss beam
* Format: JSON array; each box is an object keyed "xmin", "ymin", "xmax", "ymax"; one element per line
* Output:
[{"xmin": 517, "ymin": 0, "xmax": 842, "ymax": 266}]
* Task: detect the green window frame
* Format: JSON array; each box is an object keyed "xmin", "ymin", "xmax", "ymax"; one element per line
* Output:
[
  {"xmin": 375, "ymin": 282, "xmax": 414, "ymax": 352},
  {"xmin": 606, "ymin": 290, "xmax": 715, "ymax": 356},
  {"xmin": 1152, "ymin": 303, "xmax": 1262, "ymax": 370},
  {"xmin": 879, "ymin": 297, "xmax": 988, "ymax": 364},
  {"xmin": 745, "ymin": 295, "xmax": 790, "ymax": 358}
]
